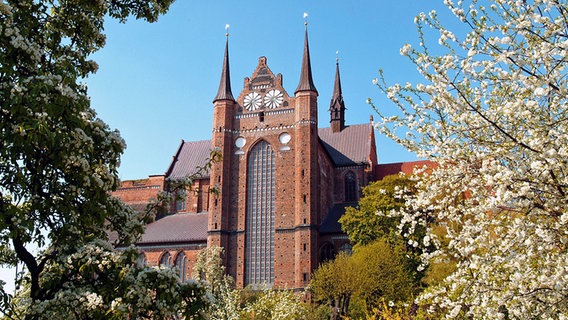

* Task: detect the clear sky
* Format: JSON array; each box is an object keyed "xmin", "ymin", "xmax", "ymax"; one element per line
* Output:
[{"xmin": 87, "ymin": 0, "xmax": 457, "ymax": 181}]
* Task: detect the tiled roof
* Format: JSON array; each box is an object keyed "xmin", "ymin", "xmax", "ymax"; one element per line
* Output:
[
  {"xmin": 376, "ymin": 160, "xmax": 436, "ymax": 180},
  {"xmin": 166, "ymin": 124, "xmax": 375, "ymax": 180},
  {"xmin": 138, "ymin": 212, "xmax": 208, "ymax": 244},
  {"xmin": 166, "ymin": 140, "xmax": 212, "ymax": 179},
  {"xmin": 318, "ymin": 124, "xmax": 374, "ymax": 166},
  {"xmin": 319, "ymin": 202, "xmax": 357, "ymax": 234}
]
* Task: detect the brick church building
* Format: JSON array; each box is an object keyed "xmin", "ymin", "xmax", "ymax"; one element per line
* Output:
[{"xmin": 113, "ymin": 28, "xmax": 429, "ymax": 290}]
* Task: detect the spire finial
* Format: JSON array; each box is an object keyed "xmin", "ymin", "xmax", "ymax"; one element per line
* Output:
[
  {"xmin": 330, "ymin": 55, "xmax": 345, "ymax": 132},
  {"xmin": 213, "ymin": 25, "xmax": 235, "ymax": 103},
  {"xmin": 303, "ymin": 12, "xmax": 308, "ymax": 26},
  {"xmin": 295, "ymin": 15, "xmax": 318, "ymax": 94}
]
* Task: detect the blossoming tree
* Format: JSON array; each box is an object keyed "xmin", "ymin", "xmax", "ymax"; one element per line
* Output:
[
  {"xmin": 0, "ymin": 1, "xmax": 209, "ymax": 318},
  {"xmin": 372, "ymin": 0, "xmax": 568, "ymax": 318}
]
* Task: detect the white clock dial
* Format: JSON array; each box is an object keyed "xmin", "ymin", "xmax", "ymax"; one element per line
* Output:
[
  {"xmin": 243, "ymin": 92, "xmax": 262, "ymax": 111},
  {"xmin": 264, "ymin": 89, "xmax": 284, "ymax": 109}
]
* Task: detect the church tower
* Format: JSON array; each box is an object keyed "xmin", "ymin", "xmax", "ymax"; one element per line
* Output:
[
  {"xmin": 292, "ymin": 25, "xmax": 319, "ymax": 288},
  {"xmin": 207, "ymin": 25, "xmax": 321, "ymax": 289},
  {"xmin": 209, "ymin": 35, "xmax": 235, "ymax": 256}
]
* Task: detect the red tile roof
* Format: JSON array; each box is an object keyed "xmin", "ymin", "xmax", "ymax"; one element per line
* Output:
[
  {"xmin": 138, "ymin": 212, "xmax": 208, "ymax": 244},
  {"xmin": 318, "ymin": 124, "xmax": 375, "ymax": 166},
  {"xmin": 376, "ymin": 160, "xmax": 436, "ymax": 180},
  {"xmin": 166, "ymin": 140, "xmax": 212, "ymax": 179}
]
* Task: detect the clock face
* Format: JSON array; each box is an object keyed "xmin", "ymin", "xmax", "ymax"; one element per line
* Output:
[
  {"xmin": 264, "ymin": 89, "xmax": 284, "ymax": 109},
  {"xmin": 243, "ymin": 92, "xmax": 262, "ymax": 111}
]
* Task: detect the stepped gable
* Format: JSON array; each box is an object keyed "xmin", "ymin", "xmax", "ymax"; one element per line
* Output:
[{"xmin": 318, "ymin": 123, "xmax": 374, "ymax": 166}]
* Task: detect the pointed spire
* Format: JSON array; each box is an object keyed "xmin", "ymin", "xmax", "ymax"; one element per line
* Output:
[
  {"xmin": 295, "ymin": 22, "xmax": 318, "ymax": 94},
  {"xmin": 331, "ymin": 58, "xmax": 343, "ymax": 105},
  {"xmin": 213, "ymin": 31, "xmax": 235, "ymax": 103},
  {"xmin": 330, "ymin": 56, "xmax": 345, "ymax": 133}
]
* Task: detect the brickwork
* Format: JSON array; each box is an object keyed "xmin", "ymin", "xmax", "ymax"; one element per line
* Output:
[{"xmin": 111, "ymin": 39, "xmax": 391, "ymax": 290}]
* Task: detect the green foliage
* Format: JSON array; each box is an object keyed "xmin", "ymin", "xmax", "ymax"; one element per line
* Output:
[
  {"xmin": 340, "ymin": 174, "xmax": 416, "ymax": 247},
  {"xmin": 0, "ymin": 0, "xmax": 215, "ymax": 318},
  {"xmin": 310, "ymin": 239, "xmax": 419, "ymax": 318},
  {"xmin": 240, "ymin": 289, "xmax": 308, "ymax": 320}
]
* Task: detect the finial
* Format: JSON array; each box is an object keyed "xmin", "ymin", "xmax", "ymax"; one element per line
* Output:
[
  {"xmin": 225, "ymin": 24, "xmax": 230, "ymax": 37},
  {"xmin": 303, "ymin": 12, "xmax": 308, "ymax": 26},
  {"xmin": 336, "ymin": 50, "xmax": 339, "ymax": 64}
]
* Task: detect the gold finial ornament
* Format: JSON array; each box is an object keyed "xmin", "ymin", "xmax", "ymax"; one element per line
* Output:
[
  {"xmin": 225, "ymin": 24, "xmax": 230, "ymax": 37},
  {"xmin": 303, "ymin": 12, "xmax": 308, "ymax": 26}
]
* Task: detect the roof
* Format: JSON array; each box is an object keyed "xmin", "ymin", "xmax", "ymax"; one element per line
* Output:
[
  {"xmin": 376, "ymin": 160, "xmax": 436, "ymax": 180},
  {"xmin": 166, "ymin": 125, "xmax": 375, "ymax": 180},
  {"xmin": 319, "ymin": 202, "xmax": 357, "ymax": 234},
  {"xmin": 318, "ymin": 124, "xmax": 374, "ymax": 166},
  {"xmin": 166, "ymin": 140, "xmax": 213, "ymax": 179},
  {"xmin": 138, "ymin": 212, "xmax": 208, "ymax": 244}
]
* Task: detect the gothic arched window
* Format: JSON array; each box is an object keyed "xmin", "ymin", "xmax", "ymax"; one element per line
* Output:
[
  {"xmin": 175, "ymin": 252, "xmax": 187, "ymax": 281},
  {"xmin": 160, "ymin": 252, "xmax": 172, "ymax": 267},
  {"xmin": 319, "ymin": 243, "xmax": 336, "ymax": 263},
  {"xmin": 137, "ymin": 252, "xmax": 147, "ymax": 267},
  {"xmin": 339, "ymin": 243, "xmax": 353, "ymax": 255},
  {"xmin": 345, "ymin": 171, "xmax": 358, "ymax": 202},
  {"xmin": 245, "ymin": 140, "xmax": 275, "ymax": 286}
]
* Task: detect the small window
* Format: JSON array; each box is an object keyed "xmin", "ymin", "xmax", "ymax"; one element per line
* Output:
[
  {"xmin": 175, "ymin": 252, "xmax": 187, "ymax": 282},
  {"xmin": 176, "ymin": 199, "xmax": 186, "ymax": 212},
  {"xmin": 160, "ymin": 252, "xmax": 172, "ymax": 267},
  {"xmin": 345, "ymin": 171, "xmax": 358, "ymax": 202},
  {"xmin": 339, "ymin": 243, "xmax": 353, "ymax": 256},
  {"xmin": 319, "ymin": 243, "xmax": 336, "ymax": 263},
  {"xmin": 137, "ymin": 252, "xmax": 147, "ymax": 267}
]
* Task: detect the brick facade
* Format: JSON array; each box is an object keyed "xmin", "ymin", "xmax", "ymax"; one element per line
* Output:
[{"xmin": 111, "ymin": 31, "xmax": 433, "ymax": 289}]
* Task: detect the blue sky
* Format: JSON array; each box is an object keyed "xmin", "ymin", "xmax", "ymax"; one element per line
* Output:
[
  {"xmin": 88, "ymin": 0, "xmax": 456, "ymax": 180},
  {"xmin": 2, "ymin": 0, "xmax": 464, "ymax": 295}
]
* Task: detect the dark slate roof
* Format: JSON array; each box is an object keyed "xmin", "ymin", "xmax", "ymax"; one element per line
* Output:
[
  {"xmin": 319, "ymin": 202, "xmax": 357, "ymax": 234},
  {"xmin": 213, "ymin": 37, "xmax": 235, "ymax": 103},
  {"xmin": 318, "ymin": 124, "xmax": 374, "ymax": 166},
  {"xmin": 295, "ymin": 28, "xmax": 318, "ymax": 94},
  {"xmin": 138, "ymin": 213, "xmax": 208, "ymax": 245},
  {"xmin": 166, "ymin": 124, "xmax": 374, "ymax": 180},
  {"xmin": 166, "ymin": 140, "xmax": 212, "ymax": 179},
  {"xmin": 376, "ymin": 160, "xmax": 436, "ymax": 180}
]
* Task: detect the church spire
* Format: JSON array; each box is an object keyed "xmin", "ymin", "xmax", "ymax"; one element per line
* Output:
[
  {"xmin": 295, "ymin": 23, "xmax": 318, "ymax": 94},
  {"xmin": 330, "ymin": 56, "xmax": 345, "ymax": 132},
  {"xmin": 213, "ymin": 33, "xmax": 235, "ymax": 103}
]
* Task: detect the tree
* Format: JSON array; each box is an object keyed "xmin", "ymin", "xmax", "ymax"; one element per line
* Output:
[
  {"xmin": 0, "ymin": 1, "xmax": 211, "ymax": 318},
  {"xmin": 340, "ymin": 174, "xmax": 416, "ymax": 247},
  {"xmin": 310, "ymin": 252, "xmax": 355, "ymax": 319},
  {"xmin": 193, "ymin": 246, "xmax": 241, "ymax": 320},
  {"xmin": 372, "ymin": 0, "xmax": 568, "ymax": 317},
  {"xmin": 310, "ymin": 240, "xmax": 418, "ymax": 319}
]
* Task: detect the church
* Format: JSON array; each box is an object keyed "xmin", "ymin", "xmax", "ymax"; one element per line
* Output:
[{"xmin": 113, "ymin": 27, "xmax": 429, "ymax": 290}]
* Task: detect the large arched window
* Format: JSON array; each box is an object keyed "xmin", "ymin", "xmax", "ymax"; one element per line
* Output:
[
  {"xmin": 160, "ymin": 252, "xmax": 172, "ymax": 267},
  {"xmin": 245, "ymin": 140, "xmax": 275, "ymax": 286},
  {"xmin": 345, "ymin": 171, "xmax": 358, "ymax": 202},
  {"xmin": 175, "ymin": 252, "xmax": 187, "ymax": 281}
]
